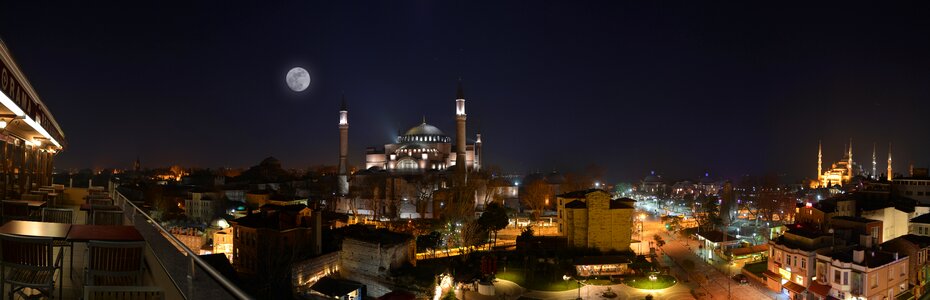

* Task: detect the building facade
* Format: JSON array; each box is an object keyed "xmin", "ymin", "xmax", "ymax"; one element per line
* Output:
[
  {"xmin": 0, "ymin": 39, "xmax": 66, "ymax": 198},
  {"xmin": 814, "ymin": 247, "xmax": 908, "ymax": 300},
  {"xmin": 557, "ymin": 189, "xmax": 634, "ymax": 252},
  {"xmin": 882, "ymin": 234, "xmax": 930, "ymax": 299},
  {"xmin": 765, "ymin": 227, "xmax": 833, "ymax": 299}
]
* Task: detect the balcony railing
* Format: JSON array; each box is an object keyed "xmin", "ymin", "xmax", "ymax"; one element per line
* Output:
[{"xmin": 109, "ymin": 186, "xmax": 252, "ymax": 300}]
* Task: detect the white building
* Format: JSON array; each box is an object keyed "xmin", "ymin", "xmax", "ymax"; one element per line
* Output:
[{"xmin": 185, "ymin": 191, "xmax": 219, "ymax": 222}]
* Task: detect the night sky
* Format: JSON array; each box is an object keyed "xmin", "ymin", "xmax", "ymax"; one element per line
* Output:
[{"xmin": 2, "ymin": 2, "xmax": 929, "ymax": 182}]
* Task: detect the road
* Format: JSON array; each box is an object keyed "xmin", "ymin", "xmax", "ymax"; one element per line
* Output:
[{"xmin": 642, "ymin": 213, "xmax": 785, "ymax": 300}]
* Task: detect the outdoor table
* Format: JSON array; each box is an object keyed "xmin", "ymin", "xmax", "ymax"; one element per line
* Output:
[
  {"xmin": 66, "ymin": 225, "xmax": 143, "ymax": 242},
  {"xmin": 9, "ymin": 200, "xmax": 48, "ymax": 208},
  {"xmin": 0, "ymin": 220, "xmax": 71, "ymax": 240}
]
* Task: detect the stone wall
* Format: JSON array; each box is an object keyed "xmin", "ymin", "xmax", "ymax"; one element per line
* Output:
[
  {"xmin": 339, "ymin": 237, "xmax": 415, "ymax": 297},
  {"xmin": 291, "ymin": 251, "xmax": 340, "ymax": 293}
]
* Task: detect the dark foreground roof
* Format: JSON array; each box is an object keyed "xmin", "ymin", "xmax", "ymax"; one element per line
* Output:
[
  {"xmin": 310, "ymin": 277, "xmax": 363, "ymax": 297},
  {"xmin": 696, "ymin": 230, "xmax": 738, "ymax": 243},
  {"xmin": 911, "ymin": 213, "xmax": 930, "ymax": 224},
  {"xmin": 574, "ymin": 255, "xmax": 632, "ymax": 265}
]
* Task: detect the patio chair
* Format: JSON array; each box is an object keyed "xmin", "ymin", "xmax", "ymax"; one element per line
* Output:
[
  {"xmin": 1, "ymin": 201, "xmax": 30, "ymax": 223},
  {"xmin": 85, "ymin": 241, "xmax": 146, "ymax": 286},
  {"xmin": 92, "ymin": 210, "xmax": 124, "ymax": 226},
  {"xmin": 43, "ymin": 208, "xmax": 76, "ymax": 276},
  {"xmin": 0, "ymin": 233, "xmax": 63, "ymax": 299},
  {"xmin": 89, "ymin": 198, "xmax": 113, "ymax": 206},
  {"xmin": 22, "ymin": 194, "xmax": 44, "ymax": 202}
]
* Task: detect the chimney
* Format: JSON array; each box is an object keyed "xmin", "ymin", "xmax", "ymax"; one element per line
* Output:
[
  {"xmin": 894, "ymin": 252, "xmax": 899, "ymax": 260},
  {"xmin": 853, "ymin": 249, "xmax": 865, "ymax": 264},
  {"xmin": 859, "ymin": 234, "xmax": 873, "ymax": 248}
]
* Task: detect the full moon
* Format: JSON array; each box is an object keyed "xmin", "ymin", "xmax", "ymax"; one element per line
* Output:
[{"xmin": 285, "ymin": 67, "xmax": 311, "ymax": 92}]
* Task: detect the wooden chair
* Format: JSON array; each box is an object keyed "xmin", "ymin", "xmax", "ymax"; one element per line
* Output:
[
  {"xmin": 84, "ymin": 286, "xmax": 163, "ymax": 300},
  {"xmin": 85, "ymin": 241, "xmax": 146, "ymax": 286},
  {"xmin": 22, "ymin": 193, "xmax": 44, "ymax": 201},
  {"xmin": 0, "ymin": 233, "xmax": 63, "ymax": 299},
  {"xmin": 90, "ymin": 199, "xmax": 114, "ymax": 206},
  {"xmin": 92, "ymin": 210, "xmax": 124, "ymax": 225},
  {"xmin": 43, "ymin": 208, "xmax": 76, "ymax": 276},
  {"xmin": 1, "ymin": 201, "xmax": 30, "ymax": 223}
]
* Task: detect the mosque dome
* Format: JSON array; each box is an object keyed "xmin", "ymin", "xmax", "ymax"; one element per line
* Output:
[
  {"xmin": 405, "ymin": 123, "xmax": 445, "ymax": 136},
  {"xmin": 399, "ymin": 121, "xmax": 451, "ymax": 143}
]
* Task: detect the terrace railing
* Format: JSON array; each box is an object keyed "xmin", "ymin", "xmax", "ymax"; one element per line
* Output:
[{"xmin": 110, "ymin": 186, "xmax": 252, "ymax": 300}]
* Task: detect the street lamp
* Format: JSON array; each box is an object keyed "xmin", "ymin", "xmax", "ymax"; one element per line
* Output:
[
  {"xmin": 639, "ymin": 214, "xmax": 645, "ymax": 254},
  {"xmin": 562, "ymin": 275, "xmax": 582, "ymax": 300}
]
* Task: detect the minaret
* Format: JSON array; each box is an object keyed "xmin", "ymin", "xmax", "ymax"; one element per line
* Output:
[
  {"xmin": 474, "ymin": 133, "xmax": 482, "ymax": 171},
  {"xmin": 887, "ymin": 142, "xmax": 893, "ymax": 181},
  {"xmin": 846, "ymin": 138, "xmax": 853, "ymax": 183},
  {"xmin": 871, "ymin": 143, "xmax": 878, "ymax": 180},
  {"xmin": 817, "ymin": 141, "xmax": 823, "ymax": 187},
  {"xmin": 455, "ymin": 80, "xmax": 467, "ymax": 174},
  {"xmin": 337, "ymin": 96, "xmax": 349, "ymax": 195}
]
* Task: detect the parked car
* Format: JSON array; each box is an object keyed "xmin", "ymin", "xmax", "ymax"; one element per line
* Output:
[{"xmin": 732, "ymin": 274, "xmax": 749, "ymax": 285}]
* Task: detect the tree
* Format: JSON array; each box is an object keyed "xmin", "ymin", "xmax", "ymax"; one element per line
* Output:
[
  {"xmin": 457, "ymin": 220, "xmax": 488, "ymax": 260},
  {"xmin": 417, "ymin": 231, "xmax": 442, "ymax": 257},
  {"xmin": 521, "ymin": 180, "xmax": 549, "ymax": 220},
  {"xmin": 653, "ymin": 234, "xmax": 666, "ymax": 248},
  {"xmin": 478, "ymin": 202, "xmax": 509, "ymax": 248},
  {"xmin": 410, "ymin": 173, "xmax": 439, "ymax": 217}
]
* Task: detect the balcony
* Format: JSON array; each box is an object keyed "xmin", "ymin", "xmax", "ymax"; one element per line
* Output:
[{"xmin": 18, "ymin": 186, "xmax": 251, "ymax": 300}]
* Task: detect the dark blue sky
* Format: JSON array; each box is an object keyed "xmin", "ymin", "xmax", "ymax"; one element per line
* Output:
[{"xmin": 2, "ymin": 2, "xmax": 929, "ymax": 182}]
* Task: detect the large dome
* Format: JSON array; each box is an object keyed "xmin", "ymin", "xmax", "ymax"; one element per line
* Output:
[
  {"xmin": 405, "ymin": 123, "xmax": 445, "ymax": 136},
  {"xmin": 399, "ymin": 122, "xmax": 451, "ymax": 143}
]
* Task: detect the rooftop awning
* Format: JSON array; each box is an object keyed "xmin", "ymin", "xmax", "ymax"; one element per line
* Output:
[
  {"xmin": 808, "ymin": 281, "xmax": 831, "ymax": 296},
  {"xmin": 783, "ymin": 281, "xmax": 806, "ymax": 294}
]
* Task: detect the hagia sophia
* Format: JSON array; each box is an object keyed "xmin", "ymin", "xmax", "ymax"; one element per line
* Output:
[{"xmin": 335, "ymin": 80, "xmax": 483, "ymax": 211}]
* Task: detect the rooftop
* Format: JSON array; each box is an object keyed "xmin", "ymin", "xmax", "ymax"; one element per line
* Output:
[
  {"xmin": 911, "ymin": 213, "xmax": 930, "ymax": 224},
  {"xmin": 832, "ymin": 216, "xmax": 881, "ymax": 224},
  {"xmin": 557, "ymin": 189, "xmax": 608, "ymax": 199},
  {"xmin": 885, "ymin": 234, "xmax": 930, "ymax": 249},
  {"xmin": 696, "ymin": 230, "xmax": 737, "ymax": 243},
  {"xmin": 337, "ymin": 225, "xmax": 413, "ymax": 246},
  {"xmin": 822, "ymin": 246, "xmax": 905, "ymax": 268}
]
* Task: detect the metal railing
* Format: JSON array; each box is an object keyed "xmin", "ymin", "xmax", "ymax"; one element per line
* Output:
[{"xmin": 109, "ymin": 185, "xmax": 253, "ymax": 300}]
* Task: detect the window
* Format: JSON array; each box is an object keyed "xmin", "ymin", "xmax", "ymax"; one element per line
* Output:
[
  {"xmin": 843, "ymin": 271, "xmax": 848, "ymax": 285},
  {"xmin": 835, "ymin": 270, "xmax": 841, "ymax": 284},
  {"xmin": 801, "ymin": 259, "xmax": 806, "ymax": 269},
  {"xmin": 796, "ymin": 274, "xmax": 804, "ymax": 285},
  {"xmin": 871, "ymin": 274, "xmax": 878, "ymax": 288}
]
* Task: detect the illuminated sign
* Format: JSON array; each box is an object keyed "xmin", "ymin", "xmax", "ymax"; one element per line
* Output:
[
  {"xmin": 0, "ymin": 51, "xmax": 65, "ymax": 148},
  {"xmin": 779, "ymin": 268, "xmax": 791, "ymax": 280}
]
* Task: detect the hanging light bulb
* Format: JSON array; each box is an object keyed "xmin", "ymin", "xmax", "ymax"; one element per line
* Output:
[{"xmin": 0, "ymin": 119, "xmax": 7, "ymax": 129}]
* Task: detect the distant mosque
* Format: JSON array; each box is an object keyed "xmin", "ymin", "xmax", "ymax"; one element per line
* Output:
[
  {"xmin": 363, "ymin": 81, "xmax": 482, "ymax": 173},
  {"xmin": 816, "ymin": 140, "xmax": 893, "ymax": 188},
  {"xmin": 335, "ymin": 80, "xmax": 483, "ymax": 195}
]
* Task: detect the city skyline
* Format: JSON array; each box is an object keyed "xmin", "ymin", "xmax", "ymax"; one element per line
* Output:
[{"xmin": 2, "ymin": 2, "xmax": 930, "ymax": 182}]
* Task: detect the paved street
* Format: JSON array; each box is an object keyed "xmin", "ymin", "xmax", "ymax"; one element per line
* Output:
[
  {"xmin": 458, "ymin": 279, "xmax": 693, "ymax": 300},
  {"xmin": 642, "ymin": 213, "xmax": 787, "ymax": 300}
]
